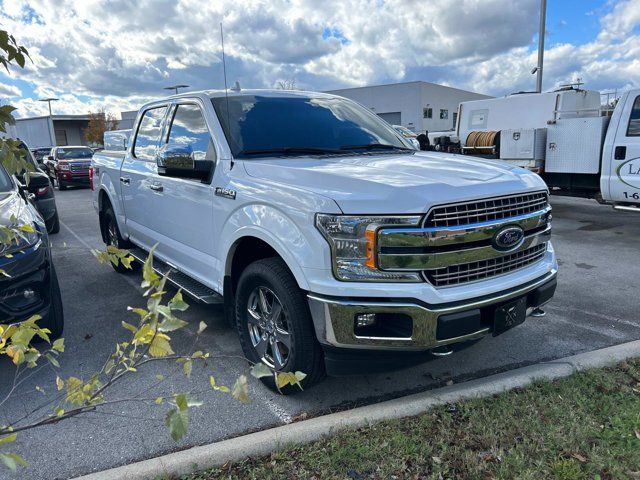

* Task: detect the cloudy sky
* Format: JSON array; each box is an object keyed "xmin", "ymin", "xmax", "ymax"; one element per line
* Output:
[{"xmin": 1, "ymin": 0, "xmax": 639, "ymax": 118}]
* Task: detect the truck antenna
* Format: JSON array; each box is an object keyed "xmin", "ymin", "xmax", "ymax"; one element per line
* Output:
[{"xmin": 220, "ymin": 22, "xmax": 234, "ymax": 169}]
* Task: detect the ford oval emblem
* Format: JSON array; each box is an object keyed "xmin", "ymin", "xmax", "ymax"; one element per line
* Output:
[{"xmin": 492, "ymin": 226, "xmax": 525, "ymax": 251}]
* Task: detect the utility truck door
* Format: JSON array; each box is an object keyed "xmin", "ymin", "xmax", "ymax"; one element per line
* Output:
[{"xmin": 605, "ymin": 92, "xmax": 640, "ymax": 205}]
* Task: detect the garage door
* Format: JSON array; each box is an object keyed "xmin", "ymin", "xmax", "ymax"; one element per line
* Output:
[{"xmin": 377, "ymin": 112, "xmax": 401, "ymax": 125}]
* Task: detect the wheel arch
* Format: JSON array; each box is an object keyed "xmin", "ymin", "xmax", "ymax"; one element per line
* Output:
[{"xmin": 225, "ymin": 232, "xmax": 310, "ymax": 294}]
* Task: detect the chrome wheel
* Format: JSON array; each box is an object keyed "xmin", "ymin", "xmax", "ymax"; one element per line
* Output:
[
  {"xmin": 247, "ymin": 286, "xmax": 291, "ymax": 370},
  {"xmin": 106, "ymin": 219, "xmax": 118, "ymax": 247}
]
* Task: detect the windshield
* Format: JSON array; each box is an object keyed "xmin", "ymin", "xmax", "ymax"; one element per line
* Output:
[
  {"xmin": 211, "ymin": 95, "xmax": 409, "ymax": 158},
  {"xmin": 32, "ymin": 149, "xmax": 50, "ymax": 161},
  {"xmin": 57, "ymin": 147, "xmax": 93, "ymax": 160},
  {"xmin": 0, "ymin": 165, "xmax": 13, "ymax": 192}
]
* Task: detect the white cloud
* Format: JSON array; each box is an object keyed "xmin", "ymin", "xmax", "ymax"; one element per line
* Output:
[
  {"xmin": 0, "ymin": 0, "xmax": 639, "ymax": 118},
  {"xmin": 0, "ymin": 83, "xmax": 22, "ymax": 98}
]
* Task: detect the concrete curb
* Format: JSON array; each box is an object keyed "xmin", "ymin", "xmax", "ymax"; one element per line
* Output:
[{"xmin": 75, "ymin": 340, "xmax": 640, "ymax": 480}]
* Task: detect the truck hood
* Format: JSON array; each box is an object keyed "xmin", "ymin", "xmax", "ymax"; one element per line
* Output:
[{"xmin": 242, "ymin": 152, "xmax": 547, "ymax": 214}]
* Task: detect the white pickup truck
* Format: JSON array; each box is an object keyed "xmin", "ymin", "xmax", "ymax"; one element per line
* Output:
[{"xmin": 92, "ymin": 90, "xmax": 557, "ymax": 391}]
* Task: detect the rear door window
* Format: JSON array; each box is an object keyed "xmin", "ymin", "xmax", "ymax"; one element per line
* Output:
[
  {"xmin": 134, "ymin": 106, "xmax": 168, "ymax": 160},
  {"xmin": 626, "ymin": 95, "xmax": 640, "ymax": 137},
  {"xmin": 166, "ymin": 104, "xmax": 215, "ymax": 162}
]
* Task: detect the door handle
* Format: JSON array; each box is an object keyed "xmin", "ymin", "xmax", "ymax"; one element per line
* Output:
[
  {"xmin": 614, "ymin": 146, "xmax": 627, "ymax": 160},
  {"xmin": 120, "ymin": 176, "xmax": 131, "ymax": 185},
  {"xmin": 149, "ymin": 183, "xmax": 163, "ymax": 192}
]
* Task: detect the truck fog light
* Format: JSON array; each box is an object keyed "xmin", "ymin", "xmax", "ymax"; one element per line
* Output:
[{"xmin": 355, "ymin": 313, "xmax": 376, "ymax": 328}]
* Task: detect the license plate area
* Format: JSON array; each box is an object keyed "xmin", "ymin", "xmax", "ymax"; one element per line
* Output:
[{"xmin": 493, "ymin": 296, "xmax": 527, "ymax": 336}]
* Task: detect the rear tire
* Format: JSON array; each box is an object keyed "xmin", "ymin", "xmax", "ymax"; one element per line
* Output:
[
  {"xmin": 47, "ymin": 211, "xmax": 60, "ymax": 234},
  {"xmin": 42, "ymin": 264, "xmax": 64, "ymax": 339},
  {"xmin": 102, "ymin": 206, "xmax": 139, "ymax": 273},
  {"xmin": 235, "ymin": 257, "xmax": 325, "ymax": 394}
]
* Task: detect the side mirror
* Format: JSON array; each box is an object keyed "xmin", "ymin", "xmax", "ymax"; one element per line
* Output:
[{"xmin": 157, "ymin": 145, "xmax": 213, "ymax": 181}]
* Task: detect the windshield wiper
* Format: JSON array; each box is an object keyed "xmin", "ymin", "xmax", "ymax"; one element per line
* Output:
[
  {"xmin": 340, "ymin": 143, "xmax": 413, "ymax": 152},
  {"xmin": 238, "ymin": 147, "xmax": 344, "ymax": 157}
]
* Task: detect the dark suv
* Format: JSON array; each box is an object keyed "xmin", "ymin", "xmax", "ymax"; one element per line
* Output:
[
  {"xmin": 18, "ymin": 142, "xmax": 60, "ymax": 234},
  {"xmin": 0, "ymin": 164, "xmax": 64, "ymax": 338}
]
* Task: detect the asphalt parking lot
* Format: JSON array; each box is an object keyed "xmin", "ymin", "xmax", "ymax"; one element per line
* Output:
[{"xmin": 1, "ymin": 188, "xmax": 639, "ymax": 480}]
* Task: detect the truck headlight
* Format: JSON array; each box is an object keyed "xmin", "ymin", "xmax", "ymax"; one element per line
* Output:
[
  {"xmin": 315, "ymin": 214, "xmax": 422, "ymax": 282},
  {"xmin": 59, "ymin": 163, "xmax": 70, "ymax": 171}
]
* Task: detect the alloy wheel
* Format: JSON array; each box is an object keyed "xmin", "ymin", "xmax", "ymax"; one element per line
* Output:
[{"xmin": 246, "ymin": 286, "xmax": 291, "ymax": 370}]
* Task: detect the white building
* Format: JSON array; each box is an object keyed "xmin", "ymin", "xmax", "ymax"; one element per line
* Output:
[
  {"xmin": 326, "ymin": 81, "xmax": 492, "ymax": 134},
  {"xmin": 14, "ymin": 114, "xmax": 92, "ymax": 148},
  {"xmin": 119, "ymin": 110, "xmax": 138, "ymax": 130}
]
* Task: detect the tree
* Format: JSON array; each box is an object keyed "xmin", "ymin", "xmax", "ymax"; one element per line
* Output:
[{"xmin": 83, "ymin": 108, "xmax": 119, "ymax": 146}]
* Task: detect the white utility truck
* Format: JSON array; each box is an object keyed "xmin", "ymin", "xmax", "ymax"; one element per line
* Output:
[
  {"xmin": 92, "ymin": 89, "xmax": 557, "ymax": 392},
  {"xmin": 449, "ymin": 87, "xmax": 640, "ymax": 212}
]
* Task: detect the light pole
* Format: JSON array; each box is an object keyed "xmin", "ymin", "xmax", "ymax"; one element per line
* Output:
[
  {"xmin": 38, "ymin": 97, "xmax": 59, "ymax": 116},
  {"xmin": 39, "ymin": 98, "xmax": 59, "ymax": 146},
  {"xmin": 533, "ymin": 0, "xmax": 547, "ymax": 93},
  {"xmin": 164, "ymin": 85, "xmax": 190, "ymax": 95}
]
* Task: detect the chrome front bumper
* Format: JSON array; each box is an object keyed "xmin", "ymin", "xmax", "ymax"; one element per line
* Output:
[{"xmin": 308, "ymin": 270, "xmax": 557, "ymax": 351}]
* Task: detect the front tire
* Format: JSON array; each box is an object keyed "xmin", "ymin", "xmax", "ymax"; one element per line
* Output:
[
  {"xmin": 235, "ymin": 258, "xmax": 325, "ymax": 394},
  {"xmin": 57, "ymin": 178, "xmax": 67, "ymax": 191},
  {"xmin": 47, "ymin": 211, "xmax": 60, "ymax": 234},
  {"xmin": 42, "ymin": 265, "xmax": 64, "ymax": 339},
  {"xmin": 102, "ymin": 206, "xmax": 139, "ymax": 273}
]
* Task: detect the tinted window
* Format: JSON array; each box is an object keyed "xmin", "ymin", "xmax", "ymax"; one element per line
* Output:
[
  {"xmin": 134, "ymin": 106, "xmax": 167, "ymax": 160},
  {"xmin": 32, "ymin": 148, "xmax": 50, "ymax": 162},
  {"xmin": 57, "ymin": 147, "xmax": 93, "ymax": 159},
  {"xmin": 211, "ymin": 95, "xmax": 407, "ymax": 158},
  {"xmin": 166, "ymin": 104, "xmax": 215, "ymax": 161},
  {"xmin": 626, "ymin": 95, "xmax": 640, "ymax": 137},
  {"xmin": 0, "ymin": 165, "xmax": 12, "ymax": 192}
]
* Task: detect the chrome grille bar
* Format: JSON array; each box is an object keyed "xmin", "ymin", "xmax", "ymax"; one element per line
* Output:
[
  {"xmin": 424, "ymin": 244, "xmax": 547, "ymax": 287},
  {"xmin": 425, "ymin": 192, "xmax": 548, "ymax": 228}
]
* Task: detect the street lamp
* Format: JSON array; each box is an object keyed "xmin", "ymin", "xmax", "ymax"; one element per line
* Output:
[
  {"xmin": 164, "ymin": 85, "xmax": 190, "ymax": 95},
  {"xmin": 534, "ymin": 0, "xmax": 547, "ymax": 93},
  {"xmin": 38, "ymin": 97, "xmax": 59, "ymax": 116}
]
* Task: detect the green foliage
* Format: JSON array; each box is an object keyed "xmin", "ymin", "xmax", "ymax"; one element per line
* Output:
[
  {"xmin": 92, "ymin": 245, "xmax": 135, "ymax": 269},
  {"xmin": 0, "ymin": 30, "xmax": 30, "ymax": 72},
  {"xmin": 0, "ymin": 31, "xmax": 33, "ymax": 178}
]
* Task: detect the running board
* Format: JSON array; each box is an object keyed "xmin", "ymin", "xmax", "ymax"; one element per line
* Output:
[
  {"xmin": 613, "ymin": 204, "xmax": 640, "ymax": 213},
  {"xmin": 128, "ymin": 247, "xmax": 223, "ymax": 305}
]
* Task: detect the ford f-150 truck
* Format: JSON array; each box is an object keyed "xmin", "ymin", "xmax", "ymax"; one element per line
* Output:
[{"xmin": 92, "ymin": 89, "xmax": 557, "ymax": 392}]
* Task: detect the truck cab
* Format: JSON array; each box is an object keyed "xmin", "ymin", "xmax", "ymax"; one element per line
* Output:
[
  {"xmin": 601, "ymin": 90, "xmax": 640, "ymax": 208},
  {"xmin": 450, "ymin": 87, "xmax": 640, "ymax": 211},
  {"xmin": 92, "ymin": 89, "xmax": 557, "ymax": 392}
]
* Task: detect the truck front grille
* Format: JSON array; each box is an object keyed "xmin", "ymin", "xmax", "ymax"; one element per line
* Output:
[
  {"xmin": 423, "ymin": 244, "xmax": 547, "ymax": 287},
  {"xmin": 70, "ymin": 164, "xmax": 89, "ymax": 173},
  {"xmin": 425, "ymin": 192, "xmax": 548, "ymax": 228}
]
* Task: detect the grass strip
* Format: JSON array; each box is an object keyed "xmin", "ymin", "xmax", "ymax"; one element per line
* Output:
[{"xmin": 185, "ymin": 359, "xmax": 640, "ymax": 480}]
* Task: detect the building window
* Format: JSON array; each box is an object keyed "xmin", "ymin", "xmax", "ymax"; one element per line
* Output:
[
  {"xmin": 440, "ymin": 109, "xmax": 448, "ymax": 120},
  {"xmin": 423, "ymin": 107, "xmax": 432, "ymax": 119},
  {"xmin": 452, "ymin": 112, "xmax": 458, "ymax": 130},
  {"xmin": 55, "ymin": 129, "xmax": 68, "ymax": 146}
]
